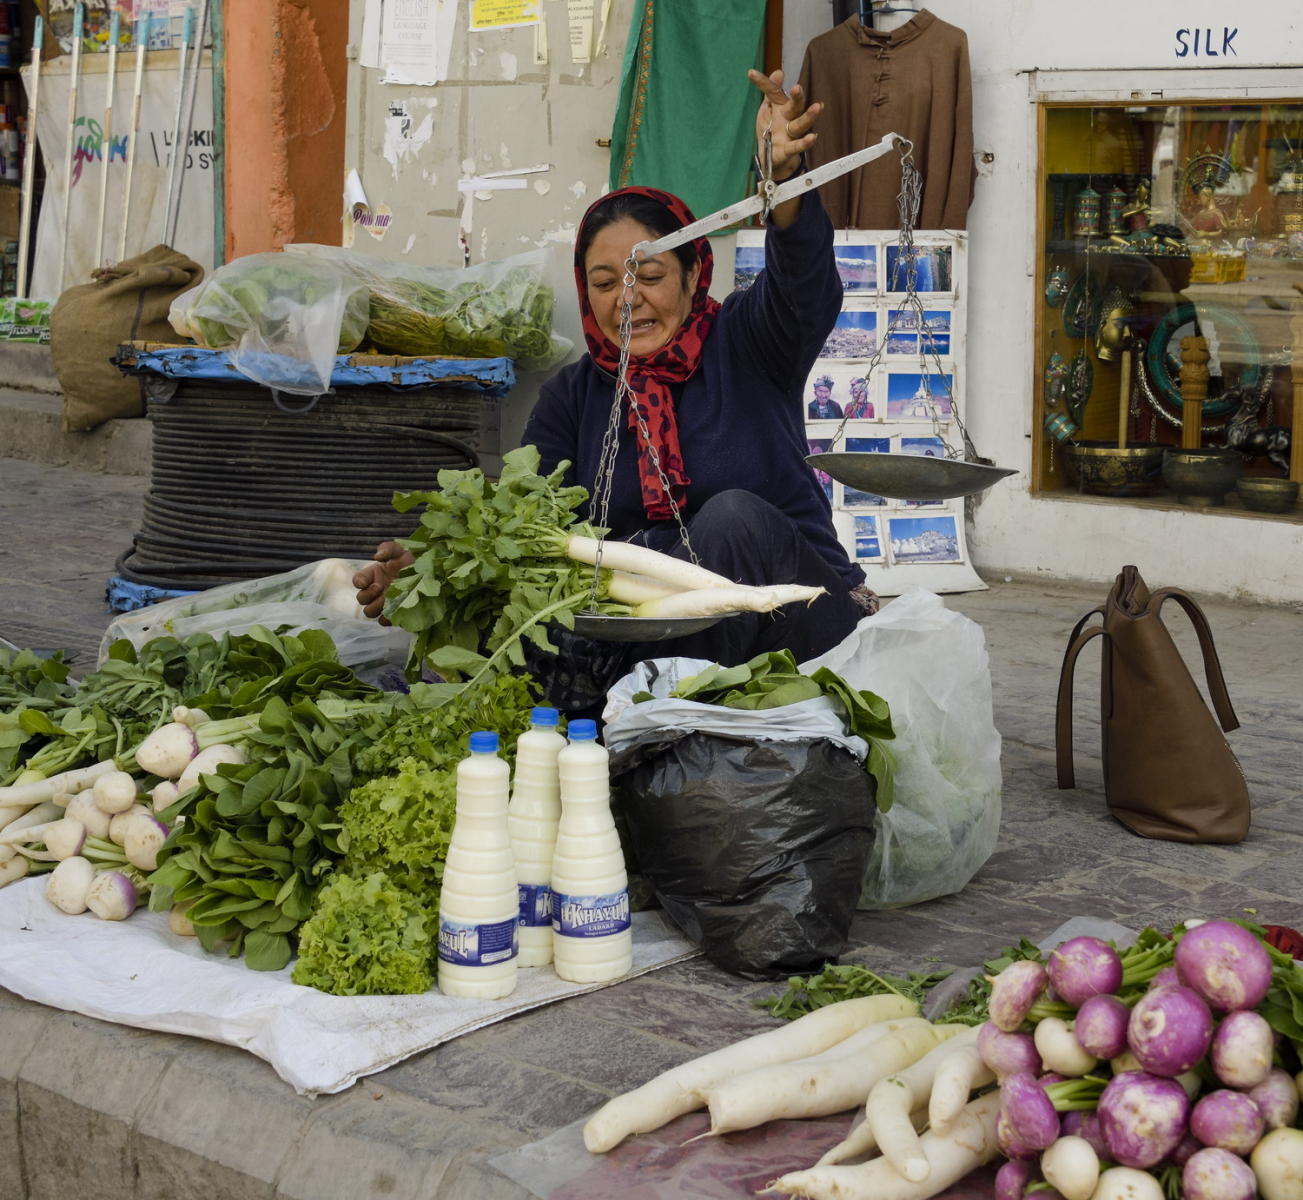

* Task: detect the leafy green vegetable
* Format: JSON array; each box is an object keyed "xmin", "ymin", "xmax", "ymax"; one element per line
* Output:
[
  {"xmin": 756, "ymin": 963, "xmax": 954, "ymax": 1021},
  {"xmin": 663, "ymin": 649, "xmax": 897, "ymax": 810}
]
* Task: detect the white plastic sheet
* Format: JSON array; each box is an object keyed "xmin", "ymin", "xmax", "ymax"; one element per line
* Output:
[{"xmin": 0, "ymin": 878, "xmax": 697, "ymax": 1095}]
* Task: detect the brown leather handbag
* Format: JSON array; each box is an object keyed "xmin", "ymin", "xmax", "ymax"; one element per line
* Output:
[{"xmin": 1055, "ymin": 565, "xmax": 1250, "ymax": 843}]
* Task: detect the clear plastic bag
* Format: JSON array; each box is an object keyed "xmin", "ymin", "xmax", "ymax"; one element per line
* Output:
[
  {"xmin": 802, "ymin": 589, "xmax": 1003, "ymax": 910},
  {"xmin": 98, "ymin": 559, "xmax": 413, "ymax": 685},
  {"xmin": 168, "ymin": 253, "xmax": 370, "ymax": 396},
  {"xmin": 285, "ymin": 242, "xmax": 573, "ymax": 372}
]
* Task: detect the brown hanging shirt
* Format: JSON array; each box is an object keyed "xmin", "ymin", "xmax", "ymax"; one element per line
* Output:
[{"xmin": 798, "ymin": 11, "xmax": 976, "ymax": 230}]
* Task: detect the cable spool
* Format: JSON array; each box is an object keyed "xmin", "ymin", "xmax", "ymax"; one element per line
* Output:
[{"xmin": 118, "ymin": 376, "xmax": 482, "ymax": 589}]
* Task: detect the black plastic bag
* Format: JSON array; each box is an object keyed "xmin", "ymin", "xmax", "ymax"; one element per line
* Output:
[{"xmin": 611, "ymin": 732, "xmax": 875, "ymax": 979}]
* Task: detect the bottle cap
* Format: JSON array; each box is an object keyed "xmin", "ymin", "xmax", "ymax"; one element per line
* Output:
[
  {"xmin": 468, "ymin": 730, "xmax": 498, "ymax": 753},
  {"xmin": 568, "ymin": 719, "xmax": 598, "ymax": 742},
  {"xmin": 530, "ymin": 706, "xmax": 559, "ymax": 728}
]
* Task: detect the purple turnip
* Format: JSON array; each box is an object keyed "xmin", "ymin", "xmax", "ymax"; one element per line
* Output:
[
  {"xmin": 1183, "ymin": 1146, "xmax": 1258, "ymax": 1200},
  {"xmin": 1210, "ymin": 1009, "xmax": 1274, "ymax": 1089},
  {"xmin": 997, "ymin": 1111, "xmax": 1040, "ymax": 1161},
  {"xmin": 1000, "ymin": 1071, "xmax": 1061, "ymax": 1150},
  {"xmin": 85, "ymin": 870, "xmax": 139, "ymax": 921},
  {"xmin": 1047, "ymin": 936, "xmax": 1123, "ymax": 1006},
  {"xmin": 1061, "ymin": 1109, "xmax": 1108, "ymax": 1159},
  {"xmin": 1175, "ymin": 920, "xmax": 1273, "ymax": 1013},
  {"xmin": 1148, "ymin": 965, "xmax": 1182, "ymax": 991},
  {"xmin": 1172, "ymin": 1130, "xmax": 1205, "ymax": 1168},
  {"xmin": 994, "ymin": 1157, "xmax": 1035, "ymax": 1200},
  {"xmin": 989, "ymin": 959, "xmax": 1049, "ymax": 1031},
  {"xmin": 1097, "ymin": 1070, "xmax": 1190, "ymax": 1168},
  {"xmin": 1190, "ymin": 1089, "xmax": 1265, "ymax": 1156},
  {"xmin": 1075, "ymin": 993, "xmax": 1131, "ymax": 1059},
  {"xmin": 978, "ymin": 1022, "xmax": 1043, "ymax": 1080},
  {"xmin": 1248, "ymin": 1069, "xmax": 1300, "ymax": 1131},
  {"xmin": 1127, "ymin": 985, "xmax": 1214, "ymax": 1076}
]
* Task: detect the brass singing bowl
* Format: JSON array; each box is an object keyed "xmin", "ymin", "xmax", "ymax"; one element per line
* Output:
[
  {"xmin": 1236, "ymin": 477, "xmax": 1300, "ymax": 514},
  {"xmin": 1162, "ymin": 448, "xmax": 1243, "ymax": 508},
  {"xmin": 1063, "ymin": 442, "xmax": 1166, "ymax": 497},
  {"xmin": 806, "ymin": 452, "xmax": 1017, "ymax": 501}
]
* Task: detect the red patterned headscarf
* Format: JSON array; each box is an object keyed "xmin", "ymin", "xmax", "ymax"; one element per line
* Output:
[{"xmin": 575, "ymin": 187, "xmax": 721, "ymax": 521}]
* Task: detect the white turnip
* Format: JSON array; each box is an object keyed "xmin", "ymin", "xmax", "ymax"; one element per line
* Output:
[
  {"xmin": 1251, "ymin": 1126, "xmax": 1303, "ymax": 1200},
  {"xmin": 1184, "ymin": 1147, "xmax": 1258, "ymax": 1200},
  {"xmin": 64, "ymin": 791, "xmax": 112, "ymax": 839},
  {"xmin": 1097, "ymin": 1071, "xmax": 1190, "ymax": 1169},
  {"xmin": 1090, "ymin": 1166, "xmax": 1165, "ymax": 1200},
  {"xmin": 1074, "ymin": 994, "xmax": 1130, "ymax": 1060},
  {"xmin": 989, "ymin": 959, "xmax": 1049, "ymax": 1032},
  {"xmin": 42, "ymin": 818, "xmax": 88, "ymax": 860},
  {"xmin": 133, "ymin": 721, "xmax": 200, "ymax": 779},
  {"xmin": 149, "ymin": 780, "xmax": 180, "ymax": 815},
  {"xmin": 1249, "ymin": 1070, "xmax": 1300, "ymax": 1132},
  {"xmin": 85, "ymin": 870, "xmax": 138, "ymax": 920},
  {"xmin": 1210, "ymin": 1009, "xmax": 1274, "ymax": 1089},
  {"xmin": 168, "ymin": 903, "xmax": 196, "ymax": 936},
  {"xmin": 1041, "ymin": 1134, "xmax": 1100, "ymax": 1200},
  {"xmin": 1034, "ymin": 1017, "xmax": 1098, "ymax": 1077},
  {"xmin": 1127, "ymin": 985, "xmax": 1213, "ymax": 1077},
  {"xmin": 92, "ymin": 770, "xmax": 139, "ymax": 815},
  {"xmin": 46, "ymin": 855, "xmax": 97, "ymax": 914},
  {"xmin": 122, "ymin": 815, "xmax": 169, "ymax": 871},
  {"xmin": 1190, "ymin": 1089, "xmax": 1265, "ymax": 1156},
  {"xmin": 1175, "ymin": 920, "xmax": 1273, "ymax": 1013},
  {"xmin": 108, "ymin": 805, "xmax": 152, "ymax": 846},
  {"xmin": 1047, "ymin": 936, "xmax": 1122, "ymax": 1006},
  {"xmin": 175, "ymin": 743, "xmax": 246, "ymax": 795}
]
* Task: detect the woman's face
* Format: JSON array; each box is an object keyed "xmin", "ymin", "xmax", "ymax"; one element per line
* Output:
[{"xmin": 584, "ymin": 217, "xmax": 701, "ymax": 355}]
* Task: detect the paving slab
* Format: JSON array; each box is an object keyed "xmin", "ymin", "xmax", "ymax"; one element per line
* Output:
[{"xmin": 3, "ymin": 455, "xmax": 1303, "ymax": 1198}]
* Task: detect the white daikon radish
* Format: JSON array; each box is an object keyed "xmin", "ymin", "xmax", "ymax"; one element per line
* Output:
[
  {"xmin": 928, "ymin": 1043, "xmax": 996, "ymax": 1134},
  {"xmin": 816, "ymin": 1105, "xmax": 929, "ymax": 1168}
]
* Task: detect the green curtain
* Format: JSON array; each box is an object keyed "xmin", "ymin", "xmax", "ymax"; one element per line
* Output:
[{"xmin": 609, "ymin": 0, "xmax": 767, "ymax": 222}]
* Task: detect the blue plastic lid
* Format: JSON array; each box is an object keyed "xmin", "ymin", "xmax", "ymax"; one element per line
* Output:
[
  {"xmin": 568, "ymin": 719, "xmax": 598, "ymax": 742},
  {"xmin": 530, "ymin": 706, "xmax": 560, "ymax": 728},
  {"xmin": 468, "ymin": 730, "xmax": 499, "ymax": 754}
]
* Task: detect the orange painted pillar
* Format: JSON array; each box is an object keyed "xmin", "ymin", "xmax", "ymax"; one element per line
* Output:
[{"xmin": 222, "ymin": 0, "xmax": 348, "ymax": 258}]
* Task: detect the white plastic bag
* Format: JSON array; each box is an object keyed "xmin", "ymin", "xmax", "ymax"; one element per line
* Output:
[
  {"xmin": 98, "ymin": 559, "xmax": 413, "ymax": 685},
  {"xmin": 168, "ymin": 253, "xmax": 370, "ymax": 396},
  {"xmin": 802, "ymin": 589, "xmax": 1003, "ymax": 910}
]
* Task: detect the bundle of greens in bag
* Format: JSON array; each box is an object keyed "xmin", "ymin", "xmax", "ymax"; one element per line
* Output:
[
  {"xmin": 169, "ymin": 253, "xmax": 370, "ymax": 395},
  {"xmin": 284, "ymin": 243, "xmax": 572, "ymax": 371}
]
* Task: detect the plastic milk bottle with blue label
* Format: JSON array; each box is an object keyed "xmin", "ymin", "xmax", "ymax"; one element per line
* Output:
[
  {"xmin": 507, "ymin": 706, "xmax": 566, "ymax": 967},
  {"xmin": 551, "ymin": 719, "xmax": 633, "ymax": 983},
  {"xmin": 437, "ymin": 730, "xmax": 519, "ymax": 999}
]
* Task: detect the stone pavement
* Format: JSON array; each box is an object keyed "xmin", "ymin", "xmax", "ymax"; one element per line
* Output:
[{"xmin": 3, "ymin": 451, "xmax": 1303, "ymax": 1199}]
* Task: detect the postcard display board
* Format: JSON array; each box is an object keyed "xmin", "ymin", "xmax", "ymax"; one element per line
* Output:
[{"xmin": 734, "ymin": 228, "xmax": 984, "ymax": 596}]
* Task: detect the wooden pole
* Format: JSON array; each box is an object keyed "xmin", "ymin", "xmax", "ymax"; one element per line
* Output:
[
  {"xmin": 1117, "ymin": 348, "xmax": 1131, "ymax": 449},
  {"xmin": 93, "ymin": 10, "xmax": 121, "ymax": 269},
  {"xmin": 118, "ymin": 14, "xmax": 150, "ymax": 263},
  {"xmin": 1179, "ymin": 335, "xmax": 1210, "ymax": 450},
  {"xmin": 15, "ymin": 15, "xmax": 43, "ymax": 299},
  {"xmin": 57, "ymin": 4, "xmax": 85, "ymax": 292},
  {"xmin": 1290, "ymin": 301, "xmax": 1303, "ymax": 485}
]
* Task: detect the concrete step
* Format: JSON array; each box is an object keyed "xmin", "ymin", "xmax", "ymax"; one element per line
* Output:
[{"xmin": 0, "ymin": 387, "xmax": 151, "ymax": 477}]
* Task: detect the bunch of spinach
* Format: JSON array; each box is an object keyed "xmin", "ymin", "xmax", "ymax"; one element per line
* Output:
[
  {"xmin": 0, "ymin": 648, "xmax": 75, "ymax": 776},
  {"xmin": 383, "ymin": 445, "xmax": 608, "ymax": 684},
  {"xmin": 639, "ymin": 649, "xmax": 897, "ymax": 810}
]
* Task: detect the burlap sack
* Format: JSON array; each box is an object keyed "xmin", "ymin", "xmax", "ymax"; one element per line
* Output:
[{"xmin": 51, "ymin": 245, "xmax": 204, "ymax": 432}]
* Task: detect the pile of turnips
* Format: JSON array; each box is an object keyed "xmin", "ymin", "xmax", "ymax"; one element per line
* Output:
[
  {"xmin": 984, "ymin": 920, "xmax": 1303, "ymax": 1200},
  {"xmin": 0, "ymin": 705, "xmax": 246, "ymax": 929}
]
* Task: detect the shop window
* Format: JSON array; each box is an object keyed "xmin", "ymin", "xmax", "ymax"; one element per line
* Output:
[{"xmin": 1034, "ymin": 101, "xmax": 1303, "ymax": 518}]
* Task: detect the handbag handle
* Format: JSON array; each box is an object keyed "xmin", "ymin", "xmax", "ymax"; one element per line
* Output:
[
  {"xmin": 1148, "ymin": 587, "xmax": 1240, "ymax": 733},
  {"xmin": 1055, "ymin": 622, "xmax": 1106, "ymax": 790}
]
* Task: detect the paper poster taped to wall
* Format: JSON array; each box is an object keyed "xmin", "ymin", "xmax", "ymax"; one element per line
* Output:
[{"xmin": 470, "ymin": 0, "xmax": 540, "ymax": 30}]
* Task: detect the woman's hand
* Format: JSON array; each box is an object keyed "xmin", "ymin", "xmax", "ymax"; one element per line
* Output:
[
  {"xmin": 353, "ymin": 540, "xmax": 414, "ymax": 622},
  {"xmin": 747, "ymin": 68, "xmax": 822, "ymax": 183}
]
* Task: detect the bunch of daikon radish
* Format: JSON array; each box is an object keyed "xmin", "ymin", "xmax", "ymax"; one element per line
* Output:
[{"xmin": 583, "ymin": 994, "xmax": 1002, "ymax": 1199}]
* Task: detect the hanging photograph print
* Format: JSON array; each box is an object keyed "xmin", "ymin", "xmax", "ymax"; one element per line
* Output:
[
  {"xmin": 853, "ymin": 514, "xmax": 885, "ymax": 561},
  {"xmin": 833, "ymin": 235, "xmax": 878, "ymax": 293},
  {"xmin": 886, "ymin": 373, "xmax": 955, "ymax": 420},
  {"xmin": 818, "ymin": 309, "xmax": 878, "ymax": 360},
  {"xmin": 807, "ymin": 438, "xmax": 834, "ymax": 501},
  {"xmin": 805, "ymin": 364, "xmax": 879, "ymax": 422},
  {"xmin": 733, "ymin": 231, "xmax": 765, "ymax": 292},
  {"xmin": 888, "ymin": 515, "xmax": 963, "ymax": 564},
  {"xmin": 886, "ymin": 244, "xmax": 954, "ymax": 293},
  {"xmin": 900, "ymin": 436, "xmax": 947, "ymax": 459},
  {"xmin": 841, "ymin": 437, "xmax": 890, "ymax": 507}
]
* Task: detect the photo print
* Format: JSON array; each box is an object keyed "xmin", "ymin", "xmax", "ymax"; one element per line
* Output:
[
  {"xmin": 805, "ymin": 363, "xmax": 878, "ymax": 422},
  {"xmin": 733, "ymin": 230, "xmax": 765, "ymax": 292},
  {"xmin": 852, "ymin": 513, "xmax": 884, "ymax": 561},
  {"xmin": 888, "ymin": 514, "xmax": 963, "ymax": 564},
  {"xmin": 833, "ymin": 237, "xmax": 878, "ymax": 293},
  {"xmin": 841, "ymin": 437, "xmax": 890, "ymax": 507},
  {"xmin": 818, "ymin": 308, "xmax": 878, "ymax": 360},
  {"xmin": 886, "ymin": 372, "xmax": 955, "ymax": 421},
  {"xmin": 900, "ymin": 436, "xmax": 947, "ymax": 458},
  {"xmin": 807, "ymin": 438, "xmax": 834, "ymax": 501},
  {"xmin": 886, "ymin": 244, "xmax": 954, "ymax": 293}
]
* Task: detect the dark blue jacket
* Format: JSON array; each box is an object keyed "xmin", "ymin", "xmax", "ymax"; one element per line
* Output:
[{"xmin": 523, "ymin": 192, "xmax": 862, "ymax": 590}]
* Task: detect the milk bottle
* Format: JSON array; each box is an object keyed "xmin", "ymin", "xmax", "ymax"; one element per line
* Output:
[
  {"xmin": 551, "ymin": 719, "xmax": 633, "ymax": 983},
  {"xmin": 437, "ymin": 730, "xmax": 518, "ymax": 999},
  {"xmin": 507, "ymin": 706, "xmax": 566, "ymax": 967}
]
